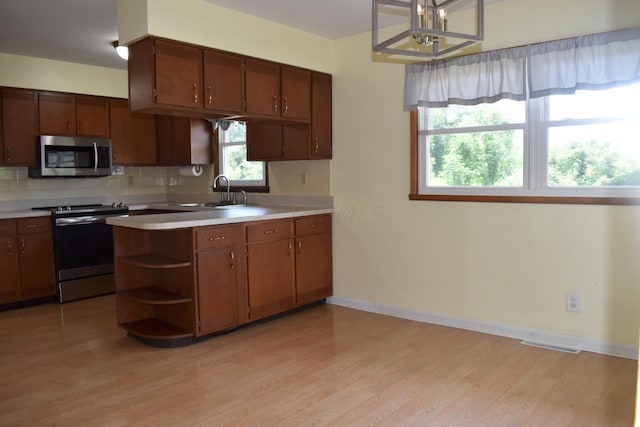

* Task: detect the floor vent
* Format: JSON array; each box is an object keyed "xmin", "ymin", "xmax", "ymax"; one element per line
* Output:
[{"xmin": 520, "ymin": 340, "xmax": 581, "ymax": 354}]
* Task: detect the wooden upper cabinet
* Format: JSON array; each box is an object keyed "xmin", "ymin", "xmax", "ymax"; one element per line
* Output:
[
  {"xmin": 281, "ymin": 66, "xmax": 311, "ymax": 121},
  {"xmin": 109, "ymin": 99, "xmax": 156, "ymax": 165},
  {"xmin": 76, "ymin": 95, "xmax": 109, "ymax": 137},
  {"xmin": 128, "ymin": 37, "xmax": 204, "ymax": 113},
  {"xmin": 244, "ymin": 58, "xmax": 281, "ymax": 118},
  {"xmin": 203, "ymin": 50, "xmax": 244, "ymax": 114},
  {"xmin": 246, "ymin": 121, "xmax": 283, "ymax": 161},
  {"xmin": 156, "ymin": 116, "xmax": 212, "ymax": 166},
  {"xmin": 39, "ymin": 92, "xmax": 76, "ymax": 136},
  {"xmin": 1, "ymin": 88, "xmax": 38, "ymax": 166},
  {"xmin": 155, "ymin": 40, "xmax": 203, "ymax": 109},
  {"xmin": 310, "ymin": 72, "xmax": 332, "ymax": 159}
]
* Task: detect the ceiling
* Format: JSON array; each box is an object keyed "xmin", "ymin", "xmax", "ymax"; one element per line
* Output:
[{"xmin": 0, "ymin": 0, "xmax": 374, "ymax": 71}]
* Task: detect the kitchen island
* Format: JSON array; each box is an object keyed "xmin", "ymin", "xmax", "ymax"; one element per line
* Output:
[{"xmin": 107, "ymin": 205, "xmax": 333, "ymax": 347}]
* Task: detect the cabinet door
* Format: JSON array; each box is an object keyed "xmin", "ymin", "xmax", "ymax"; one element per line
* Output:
[
  {"xmin": 0, "ymin": 235, "xmax": 22, "ymax": 304},
  {"xmin": 171, "ymin": 117, "xmax": 212, "ymax": 165},
  {"xmin": 245, "ymin": 59, "xmax": 280, "ymax": 117},
  {"xmin": 281, "ymin": 66, "xmax": 311, "ymax": 121},
  {"xmin": 39, "ymin": 92, "xmax": 76, "ymax": 135},
  {"xmin": 76, "ymin": 95, "xmax": 109, "ymax": 137},
  {"xmin": 197, "ymin": 246, "xmax": 239, "ymax": 335},
  {"xmin": 311, "ymin": 73, "xmax": 332, "ymax": 159},
  {"xmin": 283, "ymin": 125, "xmax": 309, "ymax": 160},
  {"xmin": 247, "ymin": 239, "xmax": 295, "ymax": 321},
  {"xmin": 2, "ymin": 88, "xmax": 38, "ymax": 165},
  {"xmin": 203, "ymin": 50, "xmax": 244, "ymax": 114},
  {"xmin": 155, "ymin": 40, "xmax": 203, "ymax": 109},
  {"xmin": 110, "ymin": 99, "xmax": 156, "ymax": 165},
  {"xmin": 295, "ymin": 233, "xmax": 333, "ymax": 305},
  {"xmin": 18, "ymin": 232, "xmax": 56, "ymax": 299},
  {"xmin": 246, "ymin": 121, "xmax": 283, "ymax": 161}
]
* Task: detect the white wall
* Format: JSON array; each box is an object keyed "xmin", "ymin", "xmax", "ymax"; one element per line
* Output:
[{"xmin": 332, "ymin": 0, "xmax": 640, "ymax": 351}]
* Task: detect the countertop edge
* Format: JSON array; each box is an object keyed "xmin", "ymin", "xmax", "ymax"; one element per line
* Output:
[
  {"xmin": 0, "ymin": 211, "xmax": 52, "ymax": 220},
  {"xmin": 107, "ymin": 207, "xmax": 334, "ymax": 230}
]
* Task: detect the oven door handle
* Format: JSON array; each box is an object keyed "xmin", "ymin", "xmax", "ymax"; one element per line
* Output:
[
  {"xmin": 56, "ymin": 216, "xmax": 105, "ymax": 226},
  {"xmin": 93, "ymin": 142, "xmax": 98, "ymax": 173},
  {"xmin": 55, "ymin": 214, "xmax": 127, "ymax": 226}
]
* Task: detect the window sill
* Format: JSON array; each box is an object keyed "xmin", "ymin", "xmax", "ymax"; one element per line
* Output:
[
  {"xmin": 409, "ymin": 194, "xmax": 640, "ymax": 206},
  {"xmin": 214, "ymin": 186, "xmax": 269, "ymax": 193}
]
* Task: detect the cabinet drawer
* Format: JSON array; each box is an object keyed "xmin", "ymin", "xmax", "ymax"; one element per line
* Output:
[
  {"xmin": 0, "ymin": 219, "xmax": 17, "ymax": 236},
  {"xmin": 295, "ymin": 215, "xmax": 331, "ymax": 236},
  {"xmin": 17, "ymin": 217, "xmax": 51, "ymax": 234},
  {"xmin": 246, "ymin": 220, "xmax": 293, "ymax": 243},
  {"xmin": 196, "ymin": 225, "xmax": 236, "ymax": 250}
]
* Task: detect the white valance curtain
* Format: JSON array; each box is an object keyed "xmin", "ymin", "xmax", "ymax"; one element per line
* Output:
[{"xmin": 404, "ymin": 27, "xmax": 640, "ymax": 110}]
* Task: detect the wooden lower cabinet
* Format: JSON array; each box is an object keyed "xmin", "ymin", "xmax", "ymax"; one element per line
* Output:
[
  {"xmin": 113, "ymin": 214, "xmax": 332, "ymax": 346},
  {"xmin": 0, "ymin": 217, "xmax": 55, "ymax": 305},
  {"xmin": 294, "ymin": 215, "xmax": 333, "ymax": 305},
  {"xmin": 114, "ymin": 227, "xmax": 195, "ymax": 342},
  {"xmin": 195, "ymin": 224, "xmax": 244, "ymax": 335}
]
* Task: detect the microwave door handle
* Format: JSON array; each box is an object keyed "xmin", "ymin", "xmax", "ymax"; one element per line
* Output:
[{"xmin": 93, "ymin": 142, "xmax": 98, "ymax": 172}]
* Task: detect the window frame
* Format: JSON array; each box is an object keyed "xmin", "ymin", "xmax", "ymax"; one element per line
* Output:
[
  {"xmin": 213, "ymin": 122, "xmax": 269, "ymax": 193},
  {"xmin": 410, "ymin": 93, "xmax": 640, "ymax": 205}
]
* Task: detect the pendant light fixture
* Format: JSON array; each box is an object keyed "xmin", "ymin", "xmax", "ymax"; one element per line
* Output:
[{"xmin": 372, "ymin": 0, "xmax": 484, "ymax": 58}]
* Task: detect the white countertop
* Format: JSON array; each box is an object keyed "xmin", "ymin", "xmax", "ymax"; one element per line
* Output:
[
  {"xmin": 107, "ymin": 205, "xmax": 334, "ymax": 230},
  {"xmin": 0, "ymin": 210, "xmax": 51, "ymax": 220}
]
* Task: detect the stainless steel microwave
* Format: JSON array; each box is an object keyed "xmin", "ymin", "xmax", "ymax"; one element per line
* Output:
[{"xmin": 29, "ymin": 135, "xmax": 112, "ymax": 178}]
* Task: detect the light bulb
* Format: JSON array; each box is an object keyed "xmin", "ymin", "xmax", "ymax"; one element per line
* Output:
[
  {"xmin": 112, "ymin": 41, "xmax": 129, "ymax": 60},
  {"xmin": 437, "ymin": 7, "xmax": 447, "ymax": 18}
]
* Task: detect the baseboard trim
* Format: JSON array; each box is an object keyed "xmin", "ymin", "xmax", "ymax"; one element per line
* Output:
[{"xmin": 326, "ymin": 296, "xmax": 638, "ymax": 360}]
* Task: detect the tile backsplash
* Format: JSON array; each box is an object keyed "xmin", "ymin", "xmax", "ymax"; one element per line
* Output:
[{"xmin": 0, "ymin": 166, "xmax": 208, "ymax": 208}]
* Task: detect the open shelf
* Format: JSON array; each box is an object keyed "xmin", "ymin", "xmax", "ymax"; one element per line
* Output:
[
  {"xmin": 119, "ymin": 254, "xmax": 192, "ymax": 269},
  {"xmin": 119, "ymin": 287, "xmax": 192, "ymax": 305},
  {"xmin": 121, "ymin": 318, "xmax": 193, "ymax": 340}
]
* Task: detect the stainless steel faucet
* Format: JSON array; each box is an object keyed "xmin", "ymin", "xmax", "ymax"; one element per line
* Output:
[{"xmin": 212, "ymin": 174, "xmax": 231, "ymax": 203}]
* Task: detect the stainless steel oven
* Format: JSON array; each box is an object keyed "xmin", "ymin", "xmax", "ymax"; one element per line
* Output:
[{"xmin": 33, "ymin": 204, "xmax": 128, "ymax": 302}]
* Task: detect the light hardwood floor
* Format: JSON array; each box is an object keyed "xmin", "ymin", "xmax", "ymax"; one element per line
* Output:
[{"xmin": 0, "ymin": 295, "xmax": 636, "ymax": 426}]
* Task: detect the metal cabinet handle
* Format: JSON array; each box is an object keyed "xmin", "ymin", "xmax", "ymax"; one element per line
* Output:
[
  {"xmin": 193, "ymin": 83, "xmax": 198, "ymax": 103},
  {"xmin": 207, "ymin": 85, "xmax": 213, "ymax": 104},
  {"xmin": 20, "ymin": 239, "xmax": 25, "ymax": 254},
  {"xmin": 273, "ymin": 95, "xmax": 278, "ymax": 112},
  {"xmin": 264, "ymin": 229, "xmax": 277, "ymax": 235},
  {"xmin": 67, "ymin": 120, "xmax": 71, "ymax": 131},
  {"xmin": 297, "ymin": 240, "xmax": 302, "ymax": 254},
  {"xmin": 5, "ymin": 146, "xmax": 10, "ymax": 161},
  {"xmin": 25, "ymin": 224, "xmax": 39, "ymax": 230},
  {"xmin": 230, "ymin": 251, "xmax": 235, "ymax": 269},
  {"xmin": 288, "ymin": 241, "xmax": 292, "ymax": 256},
  {"xmin": 283, "ymin": 97, "xmax": 288, "ymax": 114},
  {"xmin": 7, "ymin": 240, "xmax": 13, "ymax": 255},
  {"xmin": 314, "ymin": 137, "xmax": 319, "ymax": 153},
  {"xmin": 208, "ymin": 235, "xmax": 225, "ymax": 241}
]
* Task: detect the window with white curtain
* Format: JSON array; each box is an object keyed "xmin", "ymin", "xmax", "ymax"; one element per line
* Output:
[{"xmin": 406, "ymin": 27, "xmax": 640, "ymax": 202}]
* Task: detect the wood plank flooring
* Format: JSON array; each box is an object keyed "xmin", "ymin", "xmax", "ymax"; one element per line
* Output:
[{"xmin": 0, "ymin": 295, "xmax": 636, "ymax": 426}]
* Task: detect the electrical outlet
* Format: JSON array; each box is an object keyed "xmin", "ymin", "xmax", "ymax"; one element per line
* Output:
[{"xmin": 566, "ymin": 291, "xmax": 581, "ymax": 312}]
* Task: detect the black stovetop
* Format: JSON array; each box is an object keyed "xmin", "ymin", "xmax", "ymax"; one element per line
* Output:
[{"xmin": 32, "ymin": 203, "xmax": 129, "ymax": 216}]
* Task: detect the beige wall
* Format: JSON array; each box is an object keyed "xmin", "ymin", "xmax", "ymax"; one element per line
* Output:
[{"xmin": 332, "ymin": 0, "xmax": 640, "ymax": 351}]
